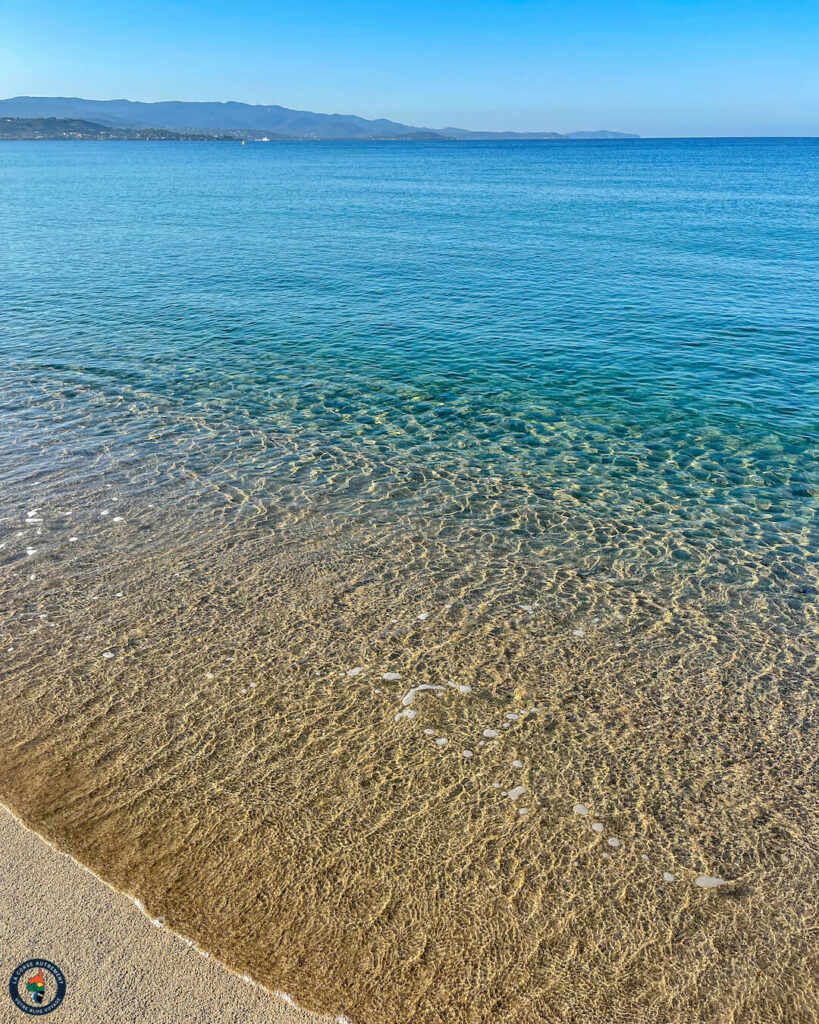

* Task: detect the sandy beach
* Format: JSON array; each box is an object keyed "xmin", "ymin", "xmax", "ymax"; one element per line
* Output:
[{"xmin": 0, "ymin": 808, "xmax": 335, "ymax": 1024}]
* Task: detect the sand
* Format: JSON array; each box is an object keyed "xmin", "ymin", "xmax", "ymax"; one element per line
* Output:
[{"xmin": 0, "ymin": 808, "xmax": 335, "ymax": 1024}]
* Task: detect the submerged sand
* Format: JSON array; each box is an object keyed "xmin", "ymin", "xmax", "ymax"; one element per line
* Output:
[
  {"xmin": 1, "ymin": 484, "xmax": 817, "ymax": 1023},
  {"xmin": 0, "ymin": 808, "xmax": 334, "ymax": 1024}
]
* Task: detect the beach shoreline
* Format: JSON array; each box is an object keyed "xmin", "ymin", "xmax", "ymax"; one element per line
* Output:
[
  {"xmin": 1, "ymin": 136, "xmax": 816, "ymax": 1023},
  {"xmin": 0, "ymin": 804, "xmax": 343, "ymax": 1024}
]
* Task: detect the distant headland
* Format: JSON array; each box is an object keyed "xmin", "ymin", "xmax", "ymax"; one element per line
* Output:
[{"xmin": 0, "ymin": 96, "xmax": 639, "ymax": 141}]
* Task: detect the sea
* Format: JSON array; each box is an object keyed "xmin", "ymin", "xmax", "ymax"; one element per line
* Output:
[{"xmin": 0, "ymin": 138, "xmax": 817, "ymax": 1023}]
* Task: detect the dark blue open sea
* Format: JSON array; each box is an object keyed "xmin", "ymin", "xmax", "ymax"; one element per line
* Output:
[{"xmin": 1, "ymin": 139, "xmax": 817, "ymax": 1023}]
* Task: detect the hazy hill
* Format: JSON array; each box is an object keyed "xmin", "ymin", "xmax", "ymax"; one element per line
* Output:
[
  {"xmin": 0, "ymin": 117, "xmax": 236, "ymax": 141},
  {"xmin": 0, "ymin": 97, "xmax": 638, "ymax": 141},
  {"xmin": 440, "ymin": 127, "xmax": 639, "ymax": 140}
]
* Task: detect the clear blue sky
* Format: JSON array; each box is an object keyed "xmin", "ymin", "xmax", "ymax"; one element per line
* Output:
[{"xmin": 2, "ymin": 1, "xmax": 817, "ymax": 136}]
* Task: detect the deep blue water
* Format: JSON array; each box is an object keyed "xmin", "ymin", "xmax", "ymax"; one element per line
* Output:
[{"xmin": 3, "ymin": 138, "xmax": 817, "ymax": 418}]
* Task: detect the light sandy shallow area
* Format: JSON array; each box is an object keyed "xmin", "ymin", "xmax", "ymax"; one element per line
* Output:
[{"xmin": 0, "ymin": 808, "xmax": 336, "ymax": 1024}]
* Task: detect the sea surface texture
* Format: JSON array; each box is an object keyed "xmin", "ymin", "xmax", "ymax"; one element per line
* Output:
[{"xmin": 0, "ymin": 139, "xmax": 817, "ymax": 1024}]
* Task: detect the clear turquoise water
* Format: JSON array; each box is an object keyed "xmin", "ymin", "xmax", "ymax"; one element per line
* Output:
[
  {"xmin": 0, "ymin": 139, "xmax": 817, "ymax": 1024},
  {"xmin": 2, "ymin": 140, "xmax": 817, "ymax": 570}
]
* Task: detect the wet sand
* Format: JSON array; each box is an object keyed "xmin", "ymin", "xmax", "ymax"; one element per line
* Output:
[{"xmin": 0, "ymin": 807, "xmax": 337, "ymax": 1024}]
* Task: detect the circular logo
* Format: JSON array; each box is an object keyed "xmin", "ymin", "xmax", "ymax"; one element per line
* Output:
[{"xmin": 8, "ymin": 960, "xmax": 66, "ymax": 1016}]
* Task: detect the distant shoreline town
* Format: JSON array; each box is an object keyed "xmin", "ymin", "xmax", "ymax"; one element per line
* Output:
[
  {"xmin": 0, "ymin": 118, "xmax": 236, "ymax": 141},
  {"xmin": 0, "ymin": 96, "xmax": 638, "ymax": 141}
]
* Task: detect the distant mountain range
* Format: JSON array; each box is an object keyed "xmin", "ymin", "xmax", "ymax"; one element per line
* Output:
[{"xmin": 0, "ymin": 97, "xmax": 638, "ymax": 141}]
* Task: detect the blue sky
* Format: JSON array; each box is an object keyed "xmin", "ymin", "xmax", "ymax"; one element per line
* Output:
[{"xmin": 2, "ymin": 1, "xmax": 817, "ymax": 135}]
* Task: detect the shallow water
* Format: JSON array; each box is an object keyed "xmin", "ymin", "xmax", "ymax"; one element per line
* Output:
[{"xmin": 1, "ymin": 138, "xmax": 817, "ymax": 1023}]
